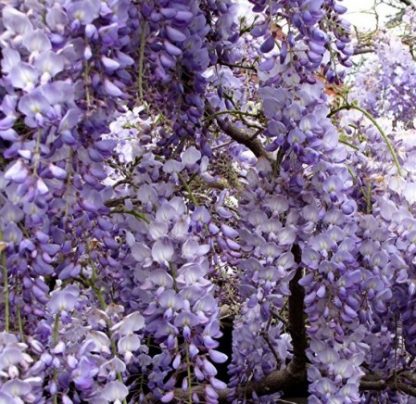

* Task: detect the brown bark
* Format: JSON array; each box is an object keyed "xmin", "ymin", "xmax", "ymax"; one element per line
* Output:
[{"xmin": 206, "ymin": 105, "xmax": 270, "ymax": 160}]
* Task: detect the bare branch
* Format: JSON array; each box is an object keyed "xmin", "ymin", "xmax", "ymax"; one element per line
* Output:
[
  {"xmin": 360, "ymin": 379, "xmax": 387, "ymax": 390},
  {"xmin": 218, "ymin": 61, "xmax": 257, "ymax": 71},
  {"xmin": 206, "ymin": 105, "xmax": 271, "ymax": 160},
  {"xmin": 397, "ymin": 0, "xmax": 414, "ymax": 7},
  {"xmin": 353, "ymin": 47, "xmax": 375, "ymax": 55},
  {"xmin": 288, "ymin": 246, "xmax": 307, "ymax": 373},
  {"xmin": 397, "ymin": 382, "xmax": 416, "ymax": 396},
  {"xmin": 360, "ymin": 374, "xmax": 416, "ymax": 397},
  {"xmin": 172, "ymin": 368, "xmax": 416, "ymax": 402}
]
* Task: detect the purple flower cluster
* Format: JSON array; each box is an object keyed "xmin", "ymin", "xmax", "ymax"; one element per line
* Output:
[
  {"xmin": 350, "ymin": 28, "xmax": 416, "ymax": 127},
  {"xmin": 0, "ymin": 0, "xmax": 142, "ymax": 401},
  {"xmin": 140, "ymin": 0, "xmax": 211, "ymax": 150},
  {"xmin": 0, "ymin": 0, "xmax": 138, "ymax": 292},
  {"xmin": 335, "ymin": 103, "xmax": 416, "ymax": 401},
  {"xmin": 226, "ymin": 2, "xmax": 373, "ymax": 400},
  {"xmin": 103, "ymin": 124, "xmax": 230, "ymax": 402},
  {"xmin": 248, "ymin": 0, "xmax": 352, "ymax": 82},
  {"xmin": 0, "ymin": 284, "xmax": 145, "ymax": 402},
  {"xmin": 225, "ymin": 158, "xmax": 296, "ymax": 401},
  {"xmin": 0, "ymin": 0, "xmax": 416, "ymax": 403}
]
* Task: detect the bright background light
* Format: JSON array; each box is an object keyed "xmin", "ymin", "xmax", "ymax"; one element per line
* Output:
[
  {"xmin": 343, "ymin": 0, "xmax": 398, "ymax": 31},
  {"xmin": 236, "ymin": 0, "xmax": 401, "ymax": 32}
]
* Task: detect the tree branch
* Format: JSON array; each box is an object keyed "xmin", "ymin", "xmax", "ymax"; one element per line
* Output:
[
  {"xmin": 353, "ymin": 47, "xmax": 374, "ymax": 55},
  {"xmin": 397, "ymin": 382, "xmax": 416, "ymax": 396},
  {"xmin": 360, "ymin": 376, "xmax": 416, "ymax": 396},
  {"xmin": 328, "ymin": 103, "xmax": 402, "ymax": 175},
  {"xmin": 206, "ymin": 105, "xmax": 271, "ymax": 160},
  {"xmin": 397, "ymin": 0, "xmax": 414, "ymax": 7},
  {"xmin": 288, "ymin": 246, "xmax": 307, "ymax": 373},
  {"xmin": 217, "ymin": 61, "xmax": 257, "ymax": 71},
  {"xmin": 172, "ymin": 367, "xmax": 416, "ymax": 402}
]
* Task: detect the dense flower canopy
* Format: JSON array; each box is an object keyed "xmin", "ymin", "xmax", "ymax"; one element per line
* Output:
[{"xmin": 0, "ymin": 0, "xmax": 415, "ymax": 403}]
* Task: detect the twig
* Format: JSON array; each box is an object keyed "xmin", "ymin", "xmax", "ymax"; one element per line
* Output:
[
  {"xmin": 137, "ymin": 22, "xmax": 148, "ymax": 103},
  {"xmin": 184, "ymin": 341, "xmax": 193, "ymax": 404},
  {"xmin": 353, "ymin": 47, "xmax": 375, "ymax": 55},
  {"xmin": 261, "ymin": 330, "xmax": 281, "ymax": 365},
  {"xmin": 328, "ymin": 104, "xmax": 402, "ymax": 175},
  {"xmin": 179, "ymin": 173, "xmax": 198, "ymax": 205},
  {"xmin": 205, "ymin": 110, "xmax": 259, "ymax": 121},
  {"xmin": 0, "ymin": 235, "xmax": 9, "ymax": 332},
  {"xmin": 218, "ymin": 61, "xmax": 256, "ymax": 71}
]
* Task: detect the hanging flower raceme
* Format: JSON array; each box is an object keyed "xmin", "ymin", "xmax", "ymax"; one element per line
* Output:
[
  {"xmin": 222, "ymin": 3, "xmax": 372, "ymax": 399},
  {"xmin": 248, "ymin": 0, "xmax": 352, "ymax": 82},
  {"xmin": 0, "ymin": 1, "xmax": 142, "ymax": 400},
  {"xmin": 138, "ymin": 0, "xmax": 211, "ymax": 151},
  {"xmin": 351, "ymin": 29, "xmax": 416, "ymax": 127},
  {"xmin": 227, "ymin": 159, "xmax": 297, "ymax": 402},
  {"xmin": 0, "ymin": 0, "xmax": 139, "ymax": 309},
  {"xmin": 101, "ymin": 111, "xmax": 229, "ymax": 403},
  {"xmin": 334, "ymin": 103, "xmax": 416, "ymax": 401}
]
